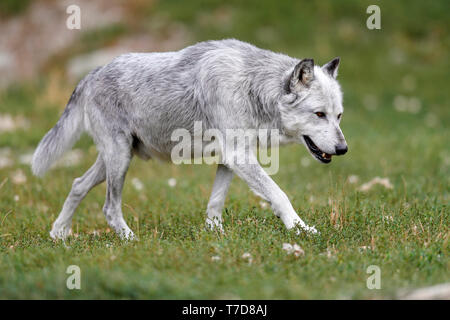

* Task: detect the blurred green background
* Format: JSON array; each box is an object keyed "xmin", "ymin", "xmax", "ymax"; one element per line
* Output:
[{"xmin": 0, "ymin": 0, "xmax": 448, "ymax": 299}]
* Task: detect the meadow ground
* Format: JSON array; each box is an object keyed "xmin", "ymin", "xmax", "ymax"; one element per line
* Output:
[{"xmin": 0, "ymin": 0, "xmax": 448, "ymax": 299}]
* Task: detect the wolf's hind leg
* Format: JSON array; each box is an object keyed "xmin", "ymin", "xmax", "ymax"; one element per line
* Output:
[
  {"xmin": 101, "ymin": 135, "xmax": 135, "ymax": 240},
  {"xmin": 205, "ymin": 164, "xmax": 234, "ymax": 232},
  {"xmin": 50, "ymin": 155, "xmax": 106, "ymax": 239}
]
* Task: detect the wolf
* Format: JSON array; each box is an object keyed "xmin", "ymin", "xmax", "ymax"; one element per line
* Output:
[{"xmin": 31, "ymin": 39, "xmax": 348, "ymax": 240}]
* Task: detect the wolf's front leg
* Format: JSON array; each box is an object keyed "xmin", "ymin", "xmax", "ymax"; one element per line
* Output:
[{"xmin": 226, "ymin": 157, "xmax": 317, "ymax": 234}]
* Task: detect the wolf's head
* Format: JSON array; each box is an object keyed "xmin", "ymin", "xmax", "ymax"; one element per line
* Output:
[{"xmin": 279, "ymin": 57, "xmax": 347, "ymax": 163}]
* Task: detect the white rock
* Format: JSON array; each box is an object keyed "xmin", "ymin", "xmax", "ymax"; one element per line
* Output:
[
  {"xmin": 399, "ymin": 283, "xmax": 450, "ymax": 300},
  {"xmin": 359, "ymin": 177, "xmax": 393, "ymax": 192}
]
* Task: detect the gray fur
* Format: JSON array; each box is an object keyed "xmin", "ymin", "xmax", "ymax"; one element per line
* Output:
[{"xmin": 32, "ymin": 39, "xmax": 347, "ymax": 239}]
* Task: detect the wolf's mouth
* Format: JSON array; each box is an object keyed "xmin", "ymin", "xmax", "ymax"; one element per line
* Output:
[{"xmin": 303, "ymin": 136, "xmax": 332, "ymax": 164}]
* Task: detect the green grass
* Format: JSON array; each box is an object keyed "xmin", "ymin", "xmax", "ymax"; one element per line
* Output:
[
  {"xmin": 0, "ymin": 0, "xmax": 448, "ymax": 299},
  {"xmin": 0, "ymin": 0, "xmax": 31, "ymax": 18}
]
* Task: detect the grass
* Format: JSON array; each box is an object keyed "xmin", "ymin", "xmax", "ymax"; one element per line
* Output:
[
  {"xmin": 0, "ymin": 0, "xmax": 448, "ymax": 299},
  {"xmin": 0, "ymin": 0, "xmax": 31, "ymax": 18}
]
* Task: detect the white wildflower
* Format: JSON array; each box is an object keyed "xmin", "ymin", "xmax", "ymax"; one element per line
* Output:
[
  {"xmin": 168, "ymin": 178, "xmax": 177, "ymax": 187},
  {"xmin": 131, "ymin": 177, "xmax": 144, "ymax": 191},
  {"xmin": 259, "ymin": 201, "xmax": 268, "ymax": 209},
  {"xmin": 282, "ymin": 243, "xmax": 305, "ymax": 257},
  {"xmin": 358, "ymin": 246, "xmax": 372, "ymax": 252},
  {"xmin": 0, "ymin": 148, "xmax": 13, "ymax": 169},
  {"xmin": 348, "ymin": 175, "xmax": 359, "ymax": 184},
  {"xmin": 11, "ymin": 169, "xmax": 27, "ymax": 184},
  {"xmin": 241, "ymin": 252, "xmax": 253, "ymax": 264},
  {"xmin": 19, "ymin": 152, "xmax": 34, "ymax": 165},
  {"xmin": 0, "ymin": 114, "xmax": 29, "ymax": 132}
]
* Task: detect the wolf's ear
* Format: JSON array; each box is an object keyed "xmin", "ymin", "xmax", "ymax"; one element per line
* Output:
[
  {"xmin": 290, "ymin": 59, "xmax": 314, "ymax": 91},
  {"xmin": 322, "ymin": 57, "xmax": 340, "ymax": 79}
]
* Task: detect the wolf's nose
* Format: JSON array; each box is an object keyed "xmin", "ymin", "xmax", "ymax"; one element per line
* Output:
[{"xmin": 335, "ymin": 144, "xmax": 348, "ymax": 155}]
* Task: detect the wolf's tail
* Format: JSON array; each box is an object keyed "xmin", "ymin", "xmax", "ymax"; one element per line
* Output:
[{"xmin": 31, "ymin": 83, "xmax": 86, "ymax": 177}]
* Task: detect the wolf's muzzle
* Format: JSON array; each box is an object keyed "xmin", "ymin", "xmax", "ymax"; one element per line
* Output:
[{"xmin": 335, "ymin": 144, "xmax": 348, "ymax": 155}]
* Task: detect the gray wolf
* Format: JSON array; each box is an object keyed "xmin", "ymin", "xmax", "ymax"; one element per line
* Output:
[{"xmin": 31, "ymin": 39, "xmax": 348, "ymax": 240}]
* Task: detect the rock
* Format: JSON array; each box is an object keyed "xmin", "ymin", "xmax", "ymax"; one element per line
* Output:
[{"xmin": 398, "ymin": 283, "xmax": 450, "ymax": 300}]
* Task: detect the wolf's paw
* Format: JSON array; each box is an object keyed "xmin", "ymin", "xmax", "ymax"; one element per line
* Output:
[
  {"xmin": 117, "ymin": 226, "xmax": 137, "ymax": 241},
  {"xmin": 108, "ymin": 218, "xmax": 137, "ymax": 241},
  {"xmin": 205, "ymin": 216, "xmax": 224, "ymax": 234},
  {"xmin": 295, "ymin": 224, "xmax": 320, "ymax": 235},
  {"xmin": 50, "ymin": 223, "xmax": 72, "ymax": 240}
]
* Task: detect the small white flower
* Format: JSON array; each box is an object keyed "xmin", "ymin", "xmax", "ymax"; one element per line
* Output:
[
  {"xmin": 394, "ymin": 95, "xmax": 408, "ymax": 112},
  {"xmin": 259, "ymin": 201, "xmax": 268, "ymax": 209},
  {"xmin": 168, "ymin": 178, "xmax": 177, "ymax": 187},
  {"xmin": 11, "ymin": 169, "xmax": 27, "ymax": 185},
  {"xmin": 282, "ymin": 243, "xmax": 304, "ymax": 257},
  {"xmin": 0, "ymin": 114, "xmax": 29, "ymax": 133},
  {"xmin": 292, "ymin": 244, "xmax": 305, "ymax": 257},
  {"xmin": 444, "ymin": 156, "xmax": 450, "ymax": 167},
  {"xmin": 408, "ymin": 97, "xmax": 421, "ymax": 114},
  {"xmin": 241, "ymin": 252, "xmax": 253, "ymax": 264},
  {"xmin": 19, "ymin": 152, "xmax": 33, "ymax": 165},
  {"xmin": 211, "ymin": 255, "xmax": 220, "ymax": 261},
  {"xmin": 348, "ymin": 175, "xmax": 359, "ymax": 184},
  {"xmin": 393, "ymin": 96, "xmax": 421, "ymax": 114},
  {"xmin": 0, "ymin": 148, "xmax": 13, "ymax": 169},
  {"xmin": 358, "ymin": 246, "xmax": 372, "ymax": 252},
  {"xmin": 14, "ymin": 195, "xmax": 19, "ymax": 202},
  {"xmin": 131, "ymin": 177, "xmax": 144, "ymax": 191},
  {"xmin": 282, "ymin": 243, "xmax": 293, "ymax": 253}
]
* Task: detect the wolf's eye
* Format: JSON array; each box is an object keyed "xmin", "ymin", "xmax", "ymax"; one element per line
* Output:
[
  {"xmin": 337, "ymin": 113, "xmax": 342, "ymax": 120},
  {"xmin": 315, "ymin": 112, "xmax": 326, "ymax": 118}
]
